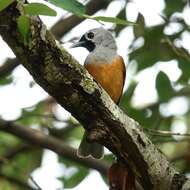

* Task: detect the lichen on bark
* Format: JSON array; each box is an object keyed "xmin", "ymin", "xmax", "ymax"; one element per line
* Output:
[{"xmin": 0, "ymin": 1, "xmax": 190, "ymax": 190}]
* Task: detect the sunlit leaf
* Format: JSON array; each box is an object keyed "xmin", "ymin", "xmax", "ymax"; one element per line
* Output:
[
  {"xmin": 85, "ymin": 15, "xmax": 136, "ymax": 26},
  {"xmin": 0, "ymin": 133, "xmax": 20, "ymax": 155},
  {"xmin": 0, "ymin": 180, "xmax": 18, "ymax": 190},
  {"xmin": 115, "ymin": 8, "xmax": 126, "ymax": 34},
  {"xmin": 0, "ymin": 0, "xmax": 14, "ymax": 12},
  {"xmin": 134, "ymin": 13, "xmax": 145, "ymax": 37},
  {"xmin": 24, "ymin": 3, "xmax": 57, "ymax": 16},
  {"xmin": 66, "ymin": 126, "xmax": 83, "ymax": 140},
  {"xmin": 17, "ymin": 15, "xmax": 30, "ymax": 44},
  {"xmin": 48, "ymin": 0, "xmax": 85, "ymax": 15}
]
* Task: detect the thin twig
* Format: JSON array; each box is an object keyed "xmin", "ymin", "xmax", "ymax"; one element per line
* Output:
[
  {"xmin": 153, "ymin": 138, "xmax": 190, "ymax": 144},
  {"xmin": 145, "ymin": 128, "xmax": 190, "ymax": 137},
  {"xmin": 161, "ymin": 38, "xmax": 190, "ymax": 62},
  {"xmin": 15, "ymin": 113, "xmax": 64, "ymax": 122},
  {"xmin": 29, "ymin": 176, "xmax": 43, "ymax": 190}
]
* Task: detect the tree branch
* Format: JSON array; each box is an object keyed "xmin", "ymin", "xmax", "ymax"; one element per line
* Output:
[
  {"xmin": 0, "ymin": 2, "xmax": 189, "ymax": 190},
  {"xmin": 0, "ymin": 172, "xmax": 37, "ymax": 190},
  {"xmin": 0, "ymin": 119, "xmax": 109, "ymax": 176},
  {"xmin": 0, "ymin": 58, "xmax": 19, "ymax": 79},
  {"xmin": 0, "ymin": 0, "xmax": 109, "ymax": 79}
]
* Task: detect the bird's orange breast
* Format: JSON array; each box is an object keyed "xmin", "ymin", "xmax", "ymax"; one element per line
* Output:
[{"xmin": 84, "ymin": 56, "xmax": 125, "ymax": 104}]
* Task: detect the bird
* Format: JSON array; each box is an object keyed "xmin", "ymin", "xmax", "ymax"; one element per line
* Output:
[{"xmin": 71, "ymin": 28, "xmax": 126, "ymax": 159}]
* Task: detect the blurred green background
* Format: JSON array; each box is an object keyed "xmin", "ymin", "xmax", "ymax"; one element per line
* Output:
[{"xmin": 0, "ymin": 0, "xmax": 190, "ymax": 189}]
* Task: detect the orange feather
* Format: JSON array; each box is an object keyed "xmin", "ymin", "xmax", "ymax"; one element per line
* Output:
[{"xmin": 84, "ymin": 56, "xmax": 125, "ymax": 104}]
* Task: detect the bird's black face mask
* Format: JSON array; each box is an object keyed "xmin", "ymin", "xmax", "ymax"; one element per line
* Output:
[{"xmin": 71, "ymin": 35, "xmax": 95, "ymax": 52}]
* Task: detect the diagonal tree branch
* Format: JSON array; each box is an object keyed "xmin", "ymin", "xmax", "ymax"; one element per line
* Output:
[
  {"xmin": 0, "ymin": 0, "xmax": 109, "ymax": 79},
  {"xmin": 0, "ymin": 58, "xmax": 19, "ymax": 79},
  {"xmin": 0, "ymin": 2, "xmax": 189, "ymax": 190},
  {"xmin": 0, "ymin": 119, "xmax": 109, "ymax": 176},
  {"xmin": 0, "ymin": 172, "xmax": 37, "ymax": 190}
]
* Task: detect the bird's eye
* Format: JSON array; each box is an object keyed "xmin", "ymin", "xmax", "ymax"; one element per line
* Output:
[{"xmin": 87, "ymin": 32, "xmax": 94, "ymax": 39}]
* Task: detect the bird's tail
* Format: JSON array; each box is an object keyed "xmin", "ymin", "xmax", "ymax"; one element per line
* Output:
[{"xmin": 77, "ymin": 131, "xmax": 104, "ymax": 159}]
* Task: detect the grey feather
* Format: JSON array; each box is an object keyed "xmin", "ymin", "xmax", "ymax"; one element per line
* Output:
[{"xmin": 77, "ymin": 131, "xmax": 104, "ymax": 159}]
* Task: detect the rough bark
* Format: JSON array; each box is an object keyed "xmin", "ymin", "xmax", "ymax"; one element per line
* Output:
[
  {"xmin": 0, "ymin": 0, "xmax": 109, "ymax": 79},
  {"xmin": 0, "ymin": 2, "xmax": 189, "ymax": 190}
]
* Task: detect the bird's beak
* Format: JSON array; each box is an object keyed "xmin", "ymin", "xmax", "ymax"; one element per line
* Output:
[
  {"xmin": 70, "ymin": 35, "xmax": 94, "ymax": 52},
  {"xmin": 70, "ymin": 40, "xmax": 86, "ymax": 48}
]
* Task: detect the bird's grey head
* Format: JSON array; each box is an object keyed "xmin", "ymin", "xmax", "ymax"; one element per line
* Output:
[{"xmin": 72, "ymin": 28, "xmax": 117, "ymax": 52}]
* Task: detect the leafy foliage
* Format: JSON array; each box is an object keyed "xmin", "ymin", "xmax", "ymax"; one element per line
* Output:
[
  {"xmin": 0, "ymin": 0, "xmax": 13, "ymax": 12},
  {"xmin": 59, "ymin": 166, "xmax": 89, "ymax": 188},
  {"xmin": 15, "ymin": 0, "xmax": 135, "ymax": 42},
  {"xmin": 164, "ymin": 0, "xmax": 186, "ymax": 17},
  {"xmin": 1, "ymin": 0, "xmax": 190, "ymax": 189},
  {"xmin": 118, "ymin": 0, "xmax": 190, "ymax": 177},
  {"xmin": 84, "ymin": 15, "xmax": 137, "ymax": 26},
  {"xmin": 48, "ymin": 0, "xmax": 86, "ymax": 15},
  {"xmin": 58, "ymin": 157, "xmax": 89, "ymax": 188},
  {"xmin": 17, "ymin": 15, "xmax": 30, "ymax": 44},
  {"xmin": 156, "ymin": 71, "xmax": 175, "ymax": 102},
  {"xmin": 0, "ymin": 76, "xmax": 13, "ymax": 86},
  {"xmin": 24, "ymin": 3, "xmax": 57, "ymax": 16}
]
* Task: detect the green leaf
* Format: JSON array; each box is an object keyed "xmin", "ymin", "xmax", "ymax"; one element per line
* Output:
[
  {"xmin": 58, "ymin": 156, "xmax": 89, "ymax": 188},
  {"xmin": 24, "ymin": 3, "xmax": 57, "ymax": 16},
  {"xmin": 129, "ymin": 46, "xmax": 158, "ymax": 71},
  {"xmin": 178, "ymin": 58, "xmax": 190, "ymax": 83},
  {"xmin": 115, "ymin": 8, "xmax": 126, "ymax": 34},
  {"xmin": 156, "ymin": 71, "xmax": 174, "ymax": 102},
  {"xmin": 17, "ymin": 15, "xmax": 30, "ymax": 44},
  {"xmin": 134, "ymin": 13, "xmax": 145, "ymax": 37},
  {"xmin": 130, "ymin": 26, "xmax": 176, "ymax": 71},
  {"xmin": 0, "ymin": 76, "xmax": 13, "ymax": 86},
  {"xmin": 48, "ymin": 0, "xmax": 85, "ymax": 15},
  {"xmin": 2, "ymin": 148, "xmax": 42, "ymax": 180},
  {"xmin": 0, "ymin": 0, "xmax": 14, "ymax": 12},
  {"xmin": 164, "ymin": 0, "xmax": 186, "ymax": 17},
  {"xmin": 59, "ymin": 167, "xmax": 89, "ymax": 188},
  {"xmin": 85, "ymin": 15, "xmax": 136, "ymax": 26},
  {"xmin": 18, "ymin": 100, "xmax": 50, "ymax": 126},
  {"xmin": 0, "ymin": 133, "xmax": 20, "ymax": 154}
]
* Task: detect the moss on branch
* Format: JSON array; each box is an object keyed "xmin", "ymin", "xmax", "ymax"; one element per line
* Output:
[{"xmin": 0, "ymin": 2, "xmax": 189, "ymax": 190}]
